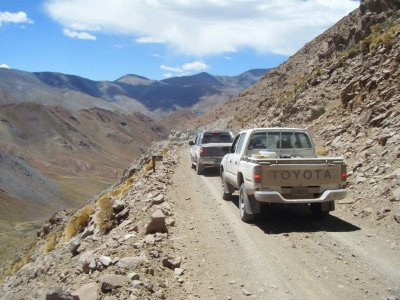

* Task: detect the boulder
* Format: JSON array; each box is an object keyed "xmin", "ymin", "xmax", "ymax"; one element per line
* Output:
[
  {"xmin": 45, "ymin": 287, "xmax": 70, "ymax": 300},
  {"xmin": 146, "ymin": 209, "xmax": 168, "ymax": 234},
  {"xmin": 68, "ymin": 237, "xmax": 82, "ymax": 256},
  {"xmin": 100, "ymin": 274, "xmax": 126, "ymax": 292},
  {"xmin": 162, "ymin": 256, "xmax": 182, "ymax": 269},
  {"xmin": 71, "ymin": 283, "xmax": 99, "ymax": 300},
  {"xmin": 116, "ymin": 255, "xmax": 148, "ymax": 269}
]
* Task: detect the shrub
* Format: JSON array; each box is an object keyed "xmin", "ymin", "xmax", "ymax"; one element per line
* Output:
[
  {"xmin": 63, "ymin": 205, "xmax": 94, "ymax": 242},
  {"xmin": 160, "ymin": 147, "xmax": 169, "ymax": 156},
  {"xmin": 44, "ymin": 232, "xmax": 57, "ymax": 253},
  {"xmin": 96, "ymin": 194, "xmax": 114, "ymax": 234}
]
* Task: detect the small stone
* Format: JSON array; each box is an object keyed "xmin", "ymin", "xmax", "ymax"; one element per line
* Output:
[
  {"xmin": 131, "ymin": 280, "xmax": 144, "ymax": 288},
  {"xmin": 68, "ymin": 237, "xmax": 81, "ymax": 256},
  {"xmin": 144, "ymin": 234, "xmax": 156, "ymax": 245},
  {"xmin": 100, "ymin": 274, "xmax": 126, "ymax": 292},
  {"xmin": 89, "ymin": 259, "xmax": 97, "ymax": 270},
  {"xmin": 128, "ymin": 272, "xmax": 140, "ymax": 280},
  {"xmin": 166, "ymin": 218, "xmax": 176, "ymax": 226},
  {"xmin": 152, "ymin": 194, "xmax": 165, "ymax": 205},
  {"xmin": 242, "ymin": 288, "xmax": 252, "ymax": 296},
  {"xmin": 392, "ymin": 188, "xmax": 400, "ymax": 202},
  {"xmin": 113, "ymin": 199, "xmax": 125, "ymax": 212},
  {"xmin": 174, "ymin": 268, "xmax": 184, "ymax": 276},
  {"xmin": 162, "ymin": 256, "xmax": 182, "ymax": 269},
  {"xmin": 99, "ymin": 256, "xmax": 112, "ymax": 267},
  {"xmin": 81, "ymin": 225, "xmax": 95, "ymax": 239},
  {"xmin": 394, "ymin": 213, "xmax": 400, "ymax": 224},
  {"xmin": 71, "ymin": 282, "xmax": 98, "ymax": 300}
]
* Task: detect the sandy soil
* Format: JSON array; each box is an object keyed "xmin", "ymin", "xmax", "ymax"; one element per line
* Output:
[{"xmin": 167, "ymin": 146, "xmax": 400, "ymax": 300}]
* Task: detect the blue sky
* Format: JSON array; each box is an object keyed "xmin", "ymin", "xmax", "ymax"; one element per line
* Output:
[{"xmin": 0, "ymin": 0, "xmax": 359, "ymax": 81}]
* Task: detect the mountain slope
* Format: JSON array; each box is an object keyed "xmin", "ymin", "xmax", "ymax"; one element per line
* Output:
[
  {"xmin": 0, "ymin": 103, "xmax": 167, "ymax": 254},
  {"xmin": 184, "ymin": 0, "xmax": 400, "ymax": 230}
]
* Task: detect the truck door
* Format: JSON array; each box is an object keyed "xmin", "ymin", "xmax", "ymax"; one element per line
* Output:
[{"xmin": 226, "ymin": 133, "xmax": 247, "ymax": 182}]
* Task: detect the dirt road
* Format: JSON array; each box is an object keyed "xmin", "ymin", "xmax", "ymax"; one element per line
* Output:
[{"xmin": 168, "ymin": 146, "xmax": 400, "ymax": 299}]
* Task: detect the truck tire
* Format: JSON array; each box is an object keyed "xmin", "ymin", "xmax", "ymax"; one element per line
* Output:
[
  {"xmin": 221, "ymin": 174, "xmax": 233, "ymax": 200},
  {"xmin": 311, "ymin": 203, "xmax": 329, "ymax": 219},
  {"xmin": 196, "ymin": 161, "xmax": 204, "ymax": 175},
  {"xmin": 239, "ymin": 183, "xmax": 257, "ymax": 223}
]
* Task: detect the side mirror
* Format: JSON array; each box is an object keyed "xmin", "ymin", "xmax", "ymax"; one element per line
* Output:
[{"xmin": 189, "ymin": 141, "xmax": 194, "ymax": 146}]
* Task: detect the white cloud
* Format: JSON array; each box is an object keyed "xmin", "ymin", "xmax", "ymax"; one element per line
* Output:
[
  {"xmin": 136, "ymin": 36, "xmax": 165, "ymax": 44},
  {"xmin": 224, "ymin": 56, "xmax": 233, "ymax": 60},
  {"xmin": 44, "ymin": 0, "xmax": 359, "ymax": 56},
  {"xmin": 0, "ymin": 64, "xmax": 10, "ymax": 69},
  {"xmin": 160, "ymin": 61, "xmax": 209, "ymax": 77},
  {"xmin": 63, "ymin": 28, "xmax": 96, "ymax": 40},
  {"xmin": 0, "ymin": 11, "xmax": 33, "ymax": 26},
  {"xmin": 160, "ymin": 65, "xmax": 183, "ymax": 73},
  {"xmin": 162, "ymin": 73, "xmax": 173, "ymax": 78},
  {"xmin": 182, "ymin": 61, "xmax": 209, "ymax": 72}
]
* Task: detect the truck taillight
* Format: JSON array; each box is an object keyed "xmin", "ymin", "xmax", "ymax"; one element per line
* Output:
[
  {"xmin": 199, "ymin": 147, "xmax": 204, "ymax": 157},
  {"xmin": 253, "ymin": 166, "xmax": 262, "ymax": 184},
  {"xmin": 341, "ymin": 165, "xmax": 347, "ymax": 188}
]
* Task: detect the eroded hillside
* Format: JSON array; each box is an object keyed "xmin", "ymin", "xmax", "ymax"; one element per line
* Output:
[{"xmin": 185, "ymin": 0, "xmax": 400, "ymax": 231}]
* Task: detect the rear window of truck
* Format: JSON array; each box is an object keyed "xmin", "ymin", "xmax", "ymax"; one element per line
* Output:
[
  {"xmin": 247, "ymin": 131, "xmax": 312, "ymax": 150},
  {"xmin": 201, "ymin": 133, "xmax": 232, "ymax": 144}
]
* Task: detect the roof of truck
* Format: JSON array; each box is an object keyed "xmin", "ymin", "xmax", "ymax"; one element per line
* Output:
[{"xmin": 240, "ymin": 128, "xmax": 309, "ymax": 133}]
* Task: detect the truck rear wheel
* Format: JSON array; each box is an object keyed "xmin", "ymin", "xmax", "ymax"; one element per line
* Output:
[
  {"xmin": 221, "ymin": 174, "xmax": 233, "ymax": 200},
  {"xmin": 239, "ymin": 183, "xmax": 256, "ymax": 223},
  {"xmin": 196, "ymin": 161, "xmax": 204, "ymax": 175}
]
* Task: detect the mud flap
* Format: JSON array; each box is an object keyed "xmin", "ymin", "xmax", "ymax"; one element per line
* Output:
[{"xmin": 244, "ymin": 195, "xmax": 260, "ymax": 215}]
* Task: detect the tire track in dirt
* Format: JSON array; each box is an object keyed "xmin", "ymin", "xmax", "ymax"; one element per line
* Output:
[{"xmin": 169, "ymin": 146, "xmax": 400, "ymax": 299}]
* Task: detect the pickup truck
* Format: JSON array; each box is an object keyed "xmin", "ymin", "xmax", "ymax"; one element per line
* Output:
[
  {"xmin": 189, "ymin": 130, "xmax": 234, "ymax": 175},
  {"xmin": 220, "ymin": 128, "xmax": 347, "ymax": 222}
]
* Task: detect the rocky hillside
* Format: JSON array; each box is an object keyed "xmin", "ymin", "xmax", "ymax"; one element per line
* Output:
[
  {"xmin": 1, "ymin": 1, "xmax": 399, "ymax": 298},
  {"xmin": 184, "ymin": 0, "xmax": 400, "ymax": 229},
  {"xmin": 0, "ymin": 143, "xmax": 190, "ymax": 299}
]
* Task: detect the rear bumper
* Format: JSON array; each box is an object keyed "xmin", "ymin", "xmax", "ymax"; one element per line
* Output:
[
  {"xmin": 198, "ymin": 157, "xmax": 224, "ymax": 167},
  {"xmin": 254, "ymin": 189, "xmax": 347, "ymax": 204}
]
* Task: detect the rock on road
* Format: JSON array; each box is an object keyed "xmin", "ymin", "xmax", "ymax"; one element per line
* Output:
[{"xmin": 167, "ymin": 146, "xmax": 400, "ymax": 300}]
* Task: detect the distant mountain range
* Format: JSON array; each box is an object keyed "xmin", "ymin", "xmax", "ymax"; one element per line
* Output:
[
  {"xmin": 0, "ymin": 67, "xmax": 268, "ymax": 247},
  {"xmin": 0, "ymin": 68, "xmax": 268, "ymax": 119}
]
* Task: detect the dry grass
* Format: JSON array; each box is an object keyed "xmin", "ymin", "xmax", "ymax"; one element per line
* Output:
[
  {"xmin": 1, "ymin": 242, "xmax": 36, "ymax": 280},
  {"xmin": 63, "ymin": 204, "xmax": 94, "ymax": 242},
  {"xmin": 96, "ymin": 194, "xmax": 114, "ymax": 234},
  {"xmin": 44, "ymin": 232, "xmax": 57, "ymax": 253},
  {"xmin": 96, "ymin": 175, "xmax": 136, "ymax": 234},
  {"xmin": 160, "ymin": 147, "xmax": 169, "ymax": 156},
  {"xmin": 362, "ymin": 22, "xmax": 400, "ymax": 54},
  {"xmin": 316, "ymin": 147, "xmax": 328, "ymax": 156}
]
